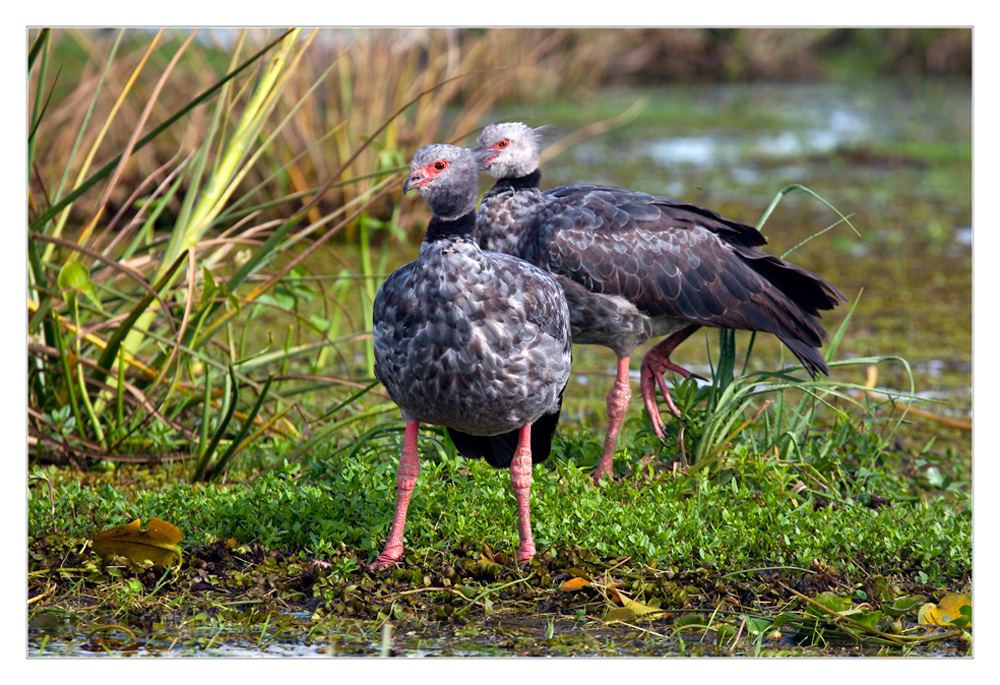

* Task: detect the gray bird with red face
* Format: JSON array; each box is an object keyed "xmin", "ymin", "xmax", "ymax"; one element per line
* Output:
[
  {"xmin": 370, "ymin": 143, "xmax": 572, "ymax": 569},
  {"xmin": 474, "ymin": 122, "xmax": 846, "ymax": 484}
]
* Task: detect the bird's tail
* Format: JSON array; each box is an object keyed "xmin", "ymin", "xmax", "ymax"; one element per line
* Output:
[
  {"xmin": 735, "ymin": 246, "xmax": 847, "ymax": 377},
  {"xmin": 446, "ymin": 392, "xmax": 564, "ymax": 469}
]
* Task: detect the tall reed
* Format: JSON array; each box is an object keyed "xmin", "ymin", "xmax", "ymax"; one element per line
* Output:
[{"xmin": 27, "ymin": 28, "xmax": 652, "ymax": 479}]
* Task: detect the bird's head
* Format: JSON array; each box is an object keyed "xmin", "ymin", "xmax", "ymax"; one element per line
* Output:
[
  {"xmin": 474, "ymin": 122, "xmax": 546, "ymax": 179},
  {"xmin": 403, "ymin": 144, "xmax": 490, "ymax": 220}
]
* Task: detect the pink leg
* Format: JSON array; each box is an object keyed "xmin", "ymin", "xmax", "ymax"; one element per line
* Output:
[
  {"xmin": 510, "ymin": 425, "xmax": 536, "ymax": 563},
  {"xmin": 594, "ymin": 357, "xmax": 632, "ymax": 485},
  {"xmin": 640, "ymin": 325, "xmax": 699, "ymax": 440},
  {"xmin": 370, "ymin": 422, "xmax": 420, "ymax": 571}
]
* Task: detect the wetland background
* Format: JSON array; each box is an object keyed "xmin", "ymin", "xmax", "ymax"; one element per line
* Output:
[{"xmin": 27, "ymin": 28, "xmax": 972, "ymax": 657}]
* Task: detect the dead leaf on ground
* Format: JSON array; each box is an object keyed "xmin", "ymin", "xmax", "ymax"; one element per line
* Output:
[
  {"xmin": 617, "ymin": 591, "xmax": 666, "ymax": 617},
  {"xmin": 478, "ymin": 553, "xmax": 503, "ymax": 568},
  {"xmin": 92, "ymin": 517, "xmax": 183, "ymax": 567},
  {"xmin": 918, "ymin": 593, "xmax": 972, "ymax": 627},
  {"xmin": 559, "ymin": 577, "xmax": 591, "ymax": 592}
]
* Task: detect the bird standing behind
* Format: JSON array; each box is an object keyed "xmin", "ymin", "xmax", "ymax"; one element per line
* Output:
[
  {"xmin": 474, "ymin": 122, "xmax": 846, "ymax": 484},
  {"xmin": 370, "ymin": 143, "xmax": 572, "ymax": 569}
]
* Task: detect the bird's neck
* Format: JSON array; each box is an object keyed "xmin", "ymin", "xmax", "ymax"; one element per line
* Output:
[
  {"xmin": 494, "ymin": 169, "xmax": 541, "ymax": 192},
  {"xmin": 424, "ymin": 210, "xmax": 478, "ymax": 243}
]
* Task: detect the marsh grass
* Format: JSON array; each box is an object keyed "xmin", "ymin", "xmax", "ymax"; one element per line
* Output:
[{"xmin": 28, "ymin": 28, "xmax": 647, "ymax": 480}]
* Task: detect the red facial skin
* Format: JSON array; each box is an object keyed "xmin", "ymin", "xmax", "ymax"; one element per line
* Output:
[
  {"xmin": 478, "ymin": 138, "xmax": 510, "ymax": 168},
  {"xmin": 403, "ymin": 159, "xmax": 450, "ymax": 192}
]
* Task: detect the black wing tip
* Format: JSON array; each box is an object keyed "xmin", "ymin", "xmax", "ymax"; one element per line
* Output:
[{"xmin": 776, "ymin": 334, "xmax": 830, "ymax": 378}]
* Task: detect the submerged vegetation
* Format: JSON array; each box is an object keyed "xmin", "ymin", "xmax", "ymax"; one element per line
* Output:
[{"xmin": 27, "ymin": 28, "xmax": 971, "ymax": 656}]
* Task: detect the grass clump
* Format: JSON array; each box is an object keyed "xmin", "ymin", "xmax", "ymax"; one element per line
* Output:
[{"xmin": 29, "ymin": 28, "xmax": 646, "ymax": 482}]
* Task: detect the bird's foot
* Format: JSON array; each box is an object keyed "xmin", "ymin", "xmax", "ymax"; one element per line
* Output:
[
  {"xmin": 592, "ymin": 462, "xmax": 614, "ymax": 487},
  {"xmin": 640, "ymin": 355, "xmax": 689, "ymax": 442},
  {"xmin": 515, "ymin": 542, "xmax": 536, "ymax": 565},
  {"xmin": 369, "ymin": 547, "xmax": 403, "ymax": 572},
  {"xmin": 639, "ymin": 366, "xmax": 670, "ymax": 442}
]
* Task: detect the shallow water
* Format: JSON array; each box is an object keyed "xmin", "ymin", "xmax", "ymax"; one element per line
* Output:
[{"xmin": 29, "ymin": 613, "xmax": 965, "ymax": 657}]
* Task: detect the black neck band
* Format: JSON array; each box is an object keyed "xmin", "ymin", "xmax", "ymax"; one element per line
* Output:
[
  {"xmin": 494, "ymin": 169, "xmax": 541, "ymax": 192},
  {"xmin": 424, "ymin": 211, "xmax": 477, "ymax": 242}
]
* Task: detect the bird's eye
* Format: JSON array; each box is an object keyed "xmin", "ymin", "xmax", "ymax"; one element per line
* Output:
[
  {"xmin": 433, "ymin": 161, "xmax": 447, "ymax": 171},
  {"xmin": 496, "ymin": 139, "xmax": 510, "ymax": 149}
]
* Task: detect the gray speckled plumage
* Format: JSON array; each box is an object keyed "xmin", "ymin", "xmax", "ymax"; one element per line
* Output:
[
  {"xmin": 474, "ymin": 123, "xmax": 846, "ymax": 372},
  {"xmin": 372, "ymin": 143, "xmax": 572, "ymax": 466},
  {"xmin": 374, "ymin": 239, "xmax": 571, "ymax": 435}
]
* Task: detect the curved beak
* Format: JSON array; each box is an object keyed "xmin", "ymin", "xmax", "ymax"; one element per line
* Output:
[
  {"xmin": 472, "ymin": 146, "xmax": 497, "ymax": 169},
  {"xmin": 403, "ymin": 169, "xmax": 429, "ymax": 194}
]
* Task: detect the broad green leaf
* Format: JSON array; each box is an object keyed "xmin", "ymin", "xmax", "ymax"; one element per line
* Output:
[
  {"xmin": 604, "ymin": 607, "xmax": 638, "ymax": 624},
  {"xmin": 199, "ymin": 266, "xmax": 218, "ymax": 308},
  {"xmin": 92, "ymin": 517, "xmax": 183, "ymax": 566},
  {"xmin": 453, "ymin": 585, "xmax": 476, "ymax": 600},
  {"xmin": 885, "ymin": 595, "xmax": 926, "ymax": 617},
  {"xmin": 309, "ymin": 315, "xmax": 331, "ymax": 330},
  {"xmin": 807, "ymin": 591, "xmax": 850, "ymax": 616},
  {"xmin": 772, "ymin": 611, "xmax": 800, "ymax": 628},
  {"xmin": 852, "ymin": 609, "xmax": 883, "ymax": 629},
  {"xmin": 714, "ymin": 623, "xmax": 737, "ymax": 638},
  {"xmin": 57, "ymin": 262, "xmax": 90, "ymax": 290},
  {"xmin": 746, "ymin": 616, "xmax": 774, "ymax": 636},
  {"xmin": 675, "ymin": 613, "xmax": 707, "ymax": 628},
  {"xmin": 57, "ymin": 261, "xmax": 102, "ymax": 310}
]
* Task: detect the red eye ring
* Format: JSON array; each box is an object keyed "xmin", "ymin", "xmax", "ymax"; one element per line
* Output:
[
  {"xmin": 496, "ymin": 139, "xmax": 510, "ymax": 149},
  {"xmin": 433, "ymin": 161, "xmax": 447, "ymax": 171}
]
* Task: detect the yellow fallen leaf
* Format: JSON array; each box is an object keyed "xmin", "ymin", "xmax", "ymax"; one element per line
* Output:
[
  {"xmin": 918, "ymin": 593, "xmax": 972, "ymax": 627},
  {"xmin": 617, "ymin": 592, "xmax": 666, "ymax": 617},
  {"xmin": 478, "ymin": 553, "xmax": 503, "ymax": 568},
  {"xmin": 92, "ymin": 518, "xmax": 183, "ymax": 567},
  {"xmin": 560, "ymin": 577, "xmax": 592, "ymax": 592}
]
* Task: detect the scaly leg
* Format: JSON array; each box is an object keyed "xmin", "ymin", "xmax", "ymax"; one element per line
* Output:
[
  {"xmin": 510, "ymin": 425, "xmax": 536, "ymax": 563},
  {"xmin": 594, "ymin": 357, "xmax": 632, "ymax": 485},
  {"xmin": 639, "ymin": 325, "xmax": 700, "ymax": 440},
  {"xmin": 370, "ymin": 422, "xmax": 420, "ymax": 571}
]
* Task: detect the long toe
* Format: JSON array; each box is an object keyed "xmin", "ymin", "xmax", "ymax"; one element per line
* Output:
[
  {"xmin": 369, "ymin": 550, "xmax": 403, "ymax": 572},
  {"xmin": 640, "ymin": 362, "xmax": 669, "ymax": 440}
]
